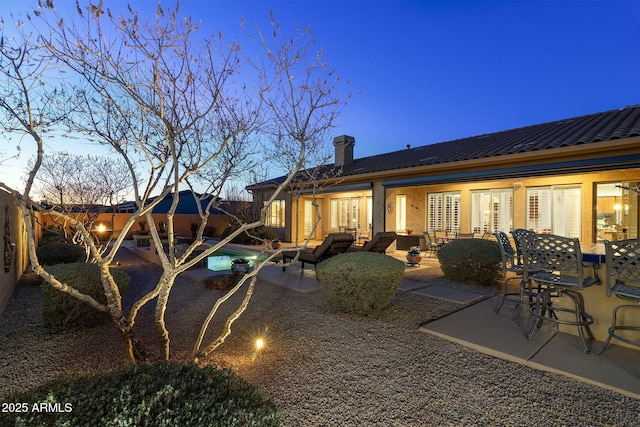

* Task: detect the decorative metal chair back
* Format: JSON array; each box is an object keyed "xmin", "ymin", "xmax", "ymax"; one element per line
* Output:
[
  {"xmin": 511, "ymin": 228, "xmax": 535, "ymax": 265},
  {"xmin": 604, "ymin": 239, "xmax": 640, "ymax": 297},
  {"xmin": 522, "ymin": 234, "xmax": 587, "ymax": 289},
  {"xmin": 493, "ymin": 231, "xmax": 516, "ymax": 270}
]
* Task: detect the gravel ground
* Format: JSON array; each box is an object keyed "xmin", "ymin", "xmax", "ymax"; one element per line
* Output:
[{"xmin": 1, "ymin": 249, "xmax": 639, "ymax": 426}]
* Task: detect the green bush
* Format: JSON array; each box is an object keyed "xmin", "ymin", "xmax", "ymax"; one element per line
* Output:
[
  {"xmin": 317, "ymin": 252, "xmax": 405, "ymax": 314},
  {"xmin": 437, "ymin": 238, "xmax": 502, "ymax": 286},
  {"xmin": 42, "ymin": 263, "xmax": 130, "ymax": 331},
  {"xmin": 0, "ymin": 361, "xmax": 281, "ymax": 427},
  {"xmin": 36, "ymin": 242, "xmax": 85, "ymax": 266}
]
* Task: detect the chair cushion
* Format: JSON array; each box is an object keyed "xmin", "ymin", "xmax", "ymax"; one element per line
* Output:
[
  {"xmin": 531, "ymin": 271, "xmax": 597, "ymax": 289},
  {"xmin": 611, "ymin": 283, "xmax": 640, "ymax": 299}
]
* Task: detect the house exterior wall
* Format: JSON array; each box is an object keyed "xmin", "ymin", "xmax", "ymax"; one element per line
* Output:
[
  {"xmin": 0, "ymin": 188, "xmax": 31, "ymax": 314},
  {"xmin": 254, "ymin": 165, "xmax": 640, "ymax": 246},
  {"xmin": 380, "ymin": 168, "xmax": 640, "ymax": 244}
]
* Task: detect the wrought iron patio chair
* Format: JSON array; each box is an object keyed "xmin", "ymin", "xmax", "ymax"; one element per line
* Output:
[
  {"xmin": 422, "ymin": 231, "xmax": 442, "ymax": 258},
  {"xmin": 596, "ymin": 238, "xmax": 640, "ymax": 354},
  {"xmin": 510, "ymin": 228, "xmax": 535, "ymax": 266},
  {"xmin": 493, "ymin": 231, "xmax": 529, "ymax": 324},
  {"xmin": 523, "ymin": 234, "xmax": 598, "ymax": 353}
]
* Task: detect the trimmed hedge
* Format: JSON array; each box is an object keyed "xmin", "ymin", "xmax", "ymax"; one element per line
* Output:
[
  {"xmin": 317, "ymin": 252, "xmax": 405, "ymax": 314},
  {"xmin": 36, "ymin": 242, "xmax": 85, "ymax": 266},
  {"xmin": 0, "ymin": 361, "xmax": 281, "ymax": 426},
  {"xmin": 437, "ymin": 238, "xmax": 502, "ymax": 286},
  {"xmin": 42, "ymin": 263, "xmax": 130, "ymax": 331}
]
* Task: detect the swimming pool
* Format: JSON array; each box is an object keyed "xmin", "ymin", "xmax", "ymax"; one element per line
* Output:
[{"xmin": 207, "ymin": 248, "xmax": 266, "ymax": 272}]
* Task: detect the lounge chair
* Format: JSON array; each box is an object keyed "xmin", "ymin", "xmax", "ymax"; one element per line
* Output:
[
  {"xmin": 282, "ymin": 233, "xmax": 355, "ymax": 271},
  {"xmin": 351, "ymin": 231, "xmax": 398, "ymax": 254}
]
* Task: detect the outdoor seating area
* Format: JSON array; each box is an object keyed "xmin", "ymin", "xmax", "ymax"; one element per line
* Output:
[
  {"xmin": 281, "ymin": 233, "xmax": 355, "ymax": 271},
  {"xmin": 281, "ymin": 231, "xmax": 399, "ymax": 271},
  {"xmin": 485, "ymin": 230, "xmax": 640, "ymax": 356}
]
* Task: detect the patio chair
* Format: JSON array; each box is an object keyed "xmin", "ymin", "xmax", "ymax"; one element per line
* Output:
[
  {"xmin": 356, "ymin": 231, "xmax": 397, "ymax": 253},
  {"xmin": 493, "ymin": 230, "xmax": 528, "ymax": 324},
  {"xmin": 282, "ymin": 233, "xmax": 355, "ymax": 271},
  {"xmin": 523, "ymin": 234, "xmax": 598, "ymax": 353},
  {"xmin": 596, "ymin": 238, "xmax": 640, "ymax": 354},
  {"xmin": 422, "ymin": 231, "xmax": 443, "ymax": 258},
  {"xmin": 510, "ymin": 228, "xmax": 535, "ymax": 265}
]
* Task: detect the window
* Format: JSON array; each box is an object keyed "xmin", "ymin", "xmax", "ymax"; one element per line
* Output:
[
  {"xmin": 527, "ymin": 186, "xmax": 581, "ymax": 238},
  {"xmin": 265, "ymin": 199, "xmax": 285, "ymax": 228},
  {"xmin": 427, "ymin": 192, "xmax": 460, "ymax": 232},
  {"xmin": 471, "ymin": 189, "xmax": 513, "ymax": 234},
  {"xmin": 595, "ymin": 182, "xmax": 638, "ymax": 241},
  {"xmin": 330, "ymin": 197, "xmax": 360, "ymax": 230},
  {"xmin": 303, "ymin": 200, "xmax": 320, "ymax": 237},
  {"xmin": 395, "ymin": 195, "xmax": 406, "ymax": 232}
]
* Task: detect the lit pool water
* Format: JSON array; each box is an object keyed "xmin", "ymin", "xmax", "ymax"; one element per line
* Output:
[{"xmin": 207, "ymin": 248, "xmax": 265, "ymax": 272}]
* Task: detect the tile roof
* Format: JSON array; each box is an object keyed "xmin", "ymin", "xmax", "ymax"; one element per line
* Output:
[{"xmin": 249, "ymin": 105, "xmax": 640, "ymax": 188}]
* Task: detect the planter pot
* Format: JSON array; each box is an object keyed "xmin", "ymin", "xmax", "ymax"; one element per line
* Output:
[
  {"xmin": 406, "ymin": 253, "xmax": 422, "ymax": 266},
  {"xmin": 271, "ymin": 240, "xmax": 281, "ymax": 250},
  {"xmin": 231, "ymin": 258, "xmax": 252, "ymax": 276}
]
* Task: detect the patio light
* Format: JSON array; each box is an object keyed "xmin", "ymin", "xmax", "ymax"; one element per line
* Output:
[{"xmin": 96, "ymin": 223, "xmax": 107, "ymax": 232}]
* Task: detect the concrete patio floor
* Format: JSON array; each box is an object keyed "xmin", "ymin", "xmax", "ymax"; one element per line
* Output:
[{"xmin": 183, "ymin": 255, "xmax": 640, "ymax": 400}]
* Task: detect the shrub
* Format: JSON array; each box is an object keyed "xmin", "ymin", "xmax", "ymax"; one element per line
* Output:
[
  {"xmin": 437, "ymin": 238, "xmax": 502, "ymax": 286},
  {"xmin": 36, "ymin": 242, "xmax": 85, "ymax": 266},
  {"xmin": 317, "ymin": 252, "xmax": 405, "ymax": 314},
  {"xmin": 42, "ymin": 263, "xmax": 130, "ymax": 331},
  {"xmin": 0, "ymin": 361, "xmax": 281, "ymax": 427}
]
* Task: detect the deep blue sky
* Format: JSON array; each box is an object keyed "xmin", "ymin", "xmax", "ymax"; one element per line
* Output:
[
  {"xmin": 2, "ymin": 0, "xmax": 640, "ymax": 187},
  {"xmin": 176, "ymin": 0, "xmax": 640, "ymax": 159}
]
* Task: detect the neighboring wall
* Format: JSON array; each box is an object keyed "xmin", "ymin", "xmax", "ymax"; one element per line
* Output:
[
  {"xmin": 0, "ymin": 187, "xmax": 30, "ymax": 314},
  {"xmin": 40, "ymin": 212, "xmax": 231, "ymax": 240}
]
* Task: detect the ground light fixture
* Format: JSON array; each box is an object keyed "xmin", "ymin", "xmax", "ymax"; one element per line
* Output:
[{"xmin": 251, "ymin": 326, "xmax": 269, "ymax": 362}]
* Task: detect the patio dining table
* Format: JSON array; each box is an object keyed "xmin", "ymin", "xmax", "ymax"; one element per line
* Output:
[{"xmin": 581, "ymin": 242, "xmax": 605, "ymax": 264}]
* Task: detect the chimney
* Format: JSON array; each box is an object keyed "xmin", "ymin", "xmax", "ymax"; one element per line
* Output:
[{"xmin": 333, "ymin": 135, "xmax": 355, "ymax": 167}]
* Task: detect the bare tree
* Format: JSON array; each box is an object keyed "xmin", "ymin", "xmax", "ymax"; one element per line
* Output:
[
  {"xmin": 0, "ymin": 1, "xmax": 349, "ymax": 362},
  {"xmin": 31, "ymin": 152, "xmax": 131, "ymax": 245}
]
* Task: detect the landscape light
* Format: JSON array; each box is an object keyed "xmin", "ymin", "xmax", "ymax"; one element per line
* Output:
[
  {"xmin": 97, "ymin": 223, "xmax": 107, "ymax": 232},
  {"xmin": 255, "ymin": 338, "xmax": 264, "ymax": 350}
]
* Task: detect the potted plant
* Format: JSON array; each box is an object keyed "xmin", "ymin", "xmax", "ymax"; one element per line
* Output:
[
  {"xmin": 231, "ymin": 258, "xmax": 252, "ymax": 276},
  {"xmin": 406, "ymin": 246, "xmax": 422, "ymax": 266},
  {"xmin": 271, "ymin": 238, "xmax": 281, "ymax": 250}
]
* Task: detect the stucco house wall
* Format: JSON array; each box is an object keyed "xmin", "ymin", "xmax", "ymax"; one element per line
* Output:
[{"xmin": 0, "ymin": 187, "xmax": 31, "ymax": 314}]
